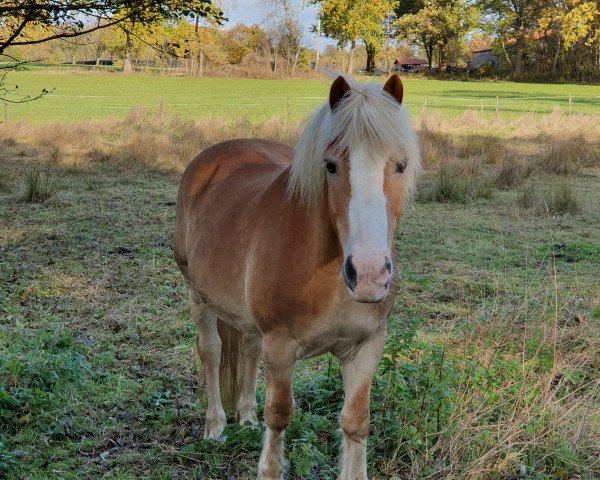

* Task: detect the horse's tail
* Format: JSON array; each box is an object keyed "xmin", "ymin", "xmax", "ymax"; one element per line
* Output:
[{"xmin": 217, "ymin": 318, "xmax": 243, "ymax": 414}]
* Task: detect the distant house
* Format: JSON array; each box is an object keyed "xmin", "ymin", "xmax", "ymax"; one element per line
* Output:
[
  {"xmin": 393, "ymin": 58, "xmax": 427, "ymax": 72},
  {"xmin": 76, "ymin": 60, "xmax": 114, "ymax": 66},
  {"xmin": 471, "ymin": 49, "xmax": 498, "ymax": 69}
]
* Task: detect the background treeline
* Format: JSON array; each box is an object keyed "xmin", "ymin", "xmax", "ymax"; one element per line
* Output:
[{"xmin": 2, "ymin": 0, "xmax": 600, "ymax": 83}]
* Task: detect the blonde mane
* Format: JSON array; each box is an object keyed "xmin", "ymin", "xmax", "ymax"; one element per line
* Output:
[{"xmin": 288, "ymin": 76, "xmax": 421, "ymax": 203}]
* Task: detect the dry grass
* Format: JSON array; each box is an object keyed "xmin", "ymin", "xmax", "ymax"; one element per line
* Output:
[{"xmin": 0, "ymin": 106, "xmax": 301, "ymax": 178}]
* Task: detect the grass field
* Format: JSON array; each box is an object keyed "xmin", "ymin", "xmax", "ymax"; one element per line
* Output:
[
  {"xmin": 3, "ymin": 70, "xmax": 600, "ymax": 122},
  {"xmin": 1, "ymin": 100, "xmax": 599, "ymax": 479}
]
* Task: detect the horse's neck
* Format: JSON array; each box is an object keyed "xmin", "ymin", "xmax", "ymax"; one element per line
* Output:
[
  {"xmin": 283, "ymin": 183, "xmax": 343, "ymax": 273},
  {"xmin": 254, "ymin": 168, "xmax": 343, "ymax": 277}
]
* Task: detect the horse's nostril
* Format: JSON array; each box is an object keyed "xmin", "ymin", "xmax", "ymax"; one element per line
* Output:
[
  {"xmin": 343, "ymin": 256, "xmax": 358, "ymax": 290},
  {"xmin": 385, "ymin": 260, "xmax": 392, "ymax": 274}
]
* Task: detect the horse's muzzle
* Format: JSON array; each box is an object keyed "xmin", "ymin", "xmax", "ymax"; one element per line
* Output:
[{"xmin": 342, "ymin": 254, "xmax": 391, "ymax": 303}]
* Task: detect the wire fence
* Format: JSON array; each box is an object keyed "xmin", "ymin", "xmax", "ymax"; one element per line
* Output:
[{"xmin": 4, "ymin": 92, "xmax": 600, "ymax": 123}]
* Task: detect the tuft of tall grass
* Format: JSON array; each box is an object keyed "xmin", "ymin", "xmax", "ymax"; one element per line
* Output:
[
  {"xmin": 418, "ymin": 161, "xmax": 494, "ymax": 204},
  {"xmin": 540, "ymin": 135, "xmax": 600, "ymax": 175},
  {"xmin": 21, "ymin": 168, "xmax": 56, "ymax": 203},
  {"xmin": 456, "ymin": 134, "xmax": 507, "ymax": 164},
  {"xmin": 418, "ymin": 126, "xmax": 456, "ymax": 166},
  {"xmin": 494, "ymin": 160, "xmax": 526, "ymax": 190},
  {"xmin": 518, "ymin": 182, "xmax": 581, "ymax": 216}
]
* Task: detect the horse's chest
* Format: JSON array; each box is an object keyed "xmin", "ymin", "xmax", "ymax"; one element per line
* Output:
[{"xmin": 296, "ymin": 302, "xmax": 387, "ymax": 360}]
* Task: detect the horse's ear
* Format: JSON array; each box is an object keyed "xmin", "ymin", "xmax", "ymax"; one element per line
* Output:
[
  {"xmin": 383, "ymin": 74, "xmax": 403, "ymax": 104},
  {"xmin": 329, "ymin": 76, "xmax": 351, "ymax": 110}
]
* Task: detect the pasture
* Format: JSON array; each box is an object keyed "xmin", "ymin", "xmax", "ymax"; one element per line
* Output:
[
  {"xmin": 4, "ymin": 70, "xmax": 600, "ymax": 122},
  {"xmin": 1, "ymin": 75, "xmax": 599, "ymax": 479}
]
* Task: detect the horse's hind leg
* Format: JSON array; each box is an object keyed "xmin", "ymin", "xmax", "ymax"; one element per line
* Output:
[
  {"xmin": 189, "ymin": 289, "xmax": 226, "ymax": 440},
  {"xmin": 236, "ymin": 332, "xmax": 262, "ymax": 425}
]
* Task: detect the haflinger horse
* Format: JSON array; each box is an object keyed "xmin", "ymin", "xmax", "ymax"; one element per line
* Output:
[{"xmin": 174, "ymin": 74, "xmax": 420, "ymax": 479}]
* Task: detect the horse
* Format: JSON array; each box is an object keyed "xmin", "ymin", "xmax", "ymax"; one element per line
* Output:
[{"xmin": 174, "ymin": 74, "xmax": 420, "ymax": 479}]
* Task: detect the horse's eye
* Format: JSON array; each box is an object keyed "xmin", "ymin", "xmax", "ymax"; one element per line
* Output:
[
  {"xmin": 325, "ymin": 160, "xmax": 337, "ymax": 174},
  {"xmin": 395, "ymin": 162, "xmax": 406, "ymax": 174}
]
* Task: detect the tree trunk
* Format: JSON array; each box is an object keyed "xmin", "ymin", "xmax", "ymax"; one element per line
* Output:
[
  {"xmin": 424, "ymin": 37, "xmax": 433, "ymax": 72},
  {"xmin": 513, "ymin": 25, "xmax": 525, "ymax": 79},
  {"xmin": 314, "ymin": 15, "xmax": 320, "ymax": 70},
  {"xmin": 291, "ymin": 34, "xmax": 300, "ymax": 75},
  {"xmin": 347, "ymin": 40, "xmax": 356, "ymax": 74},
  {"xmin": 439, "ymin": 41, "xmax": 448, "ymax": 71},
  {"xmin": 500, "ymin": 35, "xmax": 512, "ymax": 68},
  {"xmin": 365, "ymin": 42, "xmax": 377, "ymax": 74},
  {"xmin": 552, "ymin": 34, "xmax": 561, "ymax": 75},
  {"xmin": 123, "ymin": 29, "xmax": 133, "ymax": 73},
  {"xmin": 194, "ymin": 16, "xmax": 203, "ymax": 76}
]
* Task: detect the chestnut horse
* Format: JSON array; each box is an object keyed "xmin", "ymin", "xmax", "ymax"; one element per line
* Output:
[{"xmin": 174, "ymin": 75, "xmax": 420, "ymax": 479}]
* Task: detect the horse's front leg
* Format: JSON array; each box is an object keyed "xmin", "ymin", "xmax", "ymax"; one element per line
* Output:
[
  {"xmin": 338, "ymin": 325, "xmax": 386, "ymax": 480},
  {"xmin": 257, "ymin": 334, "xmax": 296, "ymax": 480}
]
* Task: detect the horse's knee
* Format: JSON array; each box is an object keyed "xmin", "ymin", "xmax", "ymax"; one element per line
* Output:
[
  {"xmin": 197, "ymin": 332, "xmax": 221, "ymax": 360},
  {"xmin": 340, "ymin": 383, "xmax": 371, "ymax": 442},
  {"xmin": 265, "ymin": 395, "xmax": 294, "ymax": 432}
]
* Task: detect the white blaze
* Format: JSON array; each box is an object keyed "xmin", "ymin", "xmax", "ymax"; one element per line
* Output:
[{"xmin": 347, "ymin": 145, "xmax": 389, "ymax": 264}]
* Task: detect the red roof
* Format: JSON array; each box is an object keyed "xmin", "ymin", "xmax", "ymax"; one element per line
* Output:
[{"xmin": 394, "ymin": 58, "xmax": 427, "ymax": 65}]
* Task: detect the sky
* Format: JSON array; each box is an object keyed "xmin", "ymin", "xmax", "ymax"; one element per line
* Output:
[{"xmin": 220, "ymin": 0, "xmax": 336, "ymax": 52}]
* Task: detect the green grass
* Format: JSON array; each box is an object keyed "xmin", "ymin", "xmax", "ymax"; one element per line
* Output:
[
  {"xmin": 1, "ymin": 111, "xmax": 599, "ymax": 479},
  {"xmin": 3, "ymin": 70, "xmax": 600, "ymax": 122}
]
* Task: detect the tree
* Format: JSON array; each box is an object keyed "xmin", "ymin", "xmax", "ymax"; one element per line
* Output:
[
  {"xmin": 541, "ymin": 1, "xmax": 599, "ymax": 49},
  {"xmin": 262, "ymin": 0, "xmax": 302, "ymax": 75},
  {"xmin": 477, "ymin": 0, "xmax": 547, "ymax": 79},
  {"xmin": 395, "ymin": 0, "xmax": 476, "ymax": 70},
  {"xmin": 538, "ymin": 1, "xmax": 600, "ymax": 78},
  {"xmin": 0, "ymin": 0, "xmax": 223, "ymax": 101},
  {"xmin": 317, "ymin": 0, "xmax": 392, "ymax": 73},
  {"xmin": 1, "ymin": 1, "xmax": 221, "ymax": 55}
]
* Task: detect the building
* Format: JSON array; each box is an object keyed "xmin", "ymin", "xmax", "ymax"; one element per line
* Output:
[
  {"xmin": 471, "ymin": 49, "xmax": 498, "ymax": 69},
  {"xmin": 393, "ymin": 58, "xmax": 427, "ymax": 72}
]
